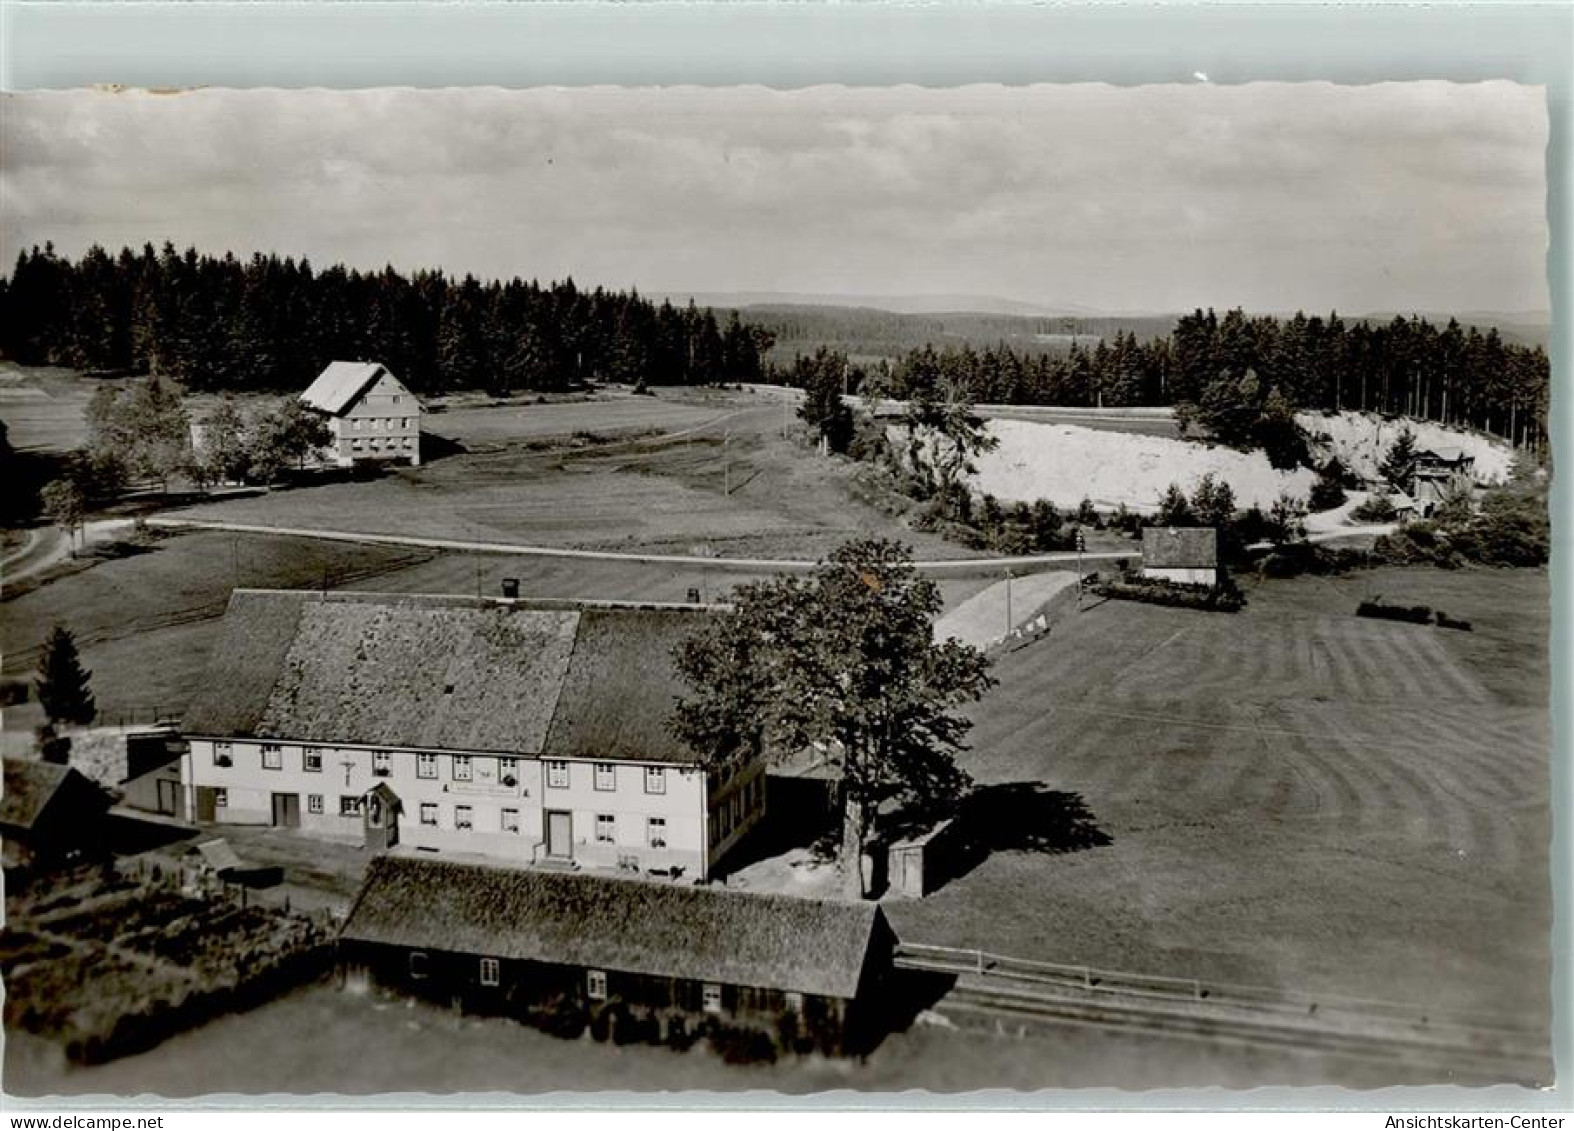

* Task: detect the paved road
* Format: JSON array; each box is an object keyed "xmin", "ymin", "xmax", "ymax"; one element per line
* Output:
[
  {"xmin": 144, "ymin": 516, "xmax": 1137, "ymax": 573},
  {"xmin": 1, "ymin": 519, "xmax": 133, "ymax": 589}
]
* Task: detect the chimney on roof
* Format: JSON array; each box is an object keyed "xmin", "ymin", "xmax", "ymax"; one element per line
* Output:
[{"xmin": 501, "ymin": 578, "xmax": 520, "ymax": 599}]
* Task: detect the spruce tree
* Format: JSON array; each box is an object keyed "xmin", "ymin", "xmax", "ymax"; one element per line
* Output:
[{"xmin": 35, "ymin": 624, "xmax": 96, "ymax": 727}]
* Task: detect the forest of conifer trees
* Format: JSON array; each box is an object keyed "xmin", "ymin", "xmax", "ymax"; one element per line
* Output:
[
  {"xmin": 0, "ymin": 243, "xmax": 775, "ymax": 396},
  {"xmin": 0, "ymin": 244, "xmax": 1551, "ymax": 457},
  {"xmin": 870, "ymin": 308, "xmax": 1550, "ymax": 454}
]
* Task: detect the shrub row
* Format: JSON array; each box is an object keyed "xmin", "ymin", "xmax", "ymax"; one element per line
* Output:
[
  {"xmin": 1093, "ymin": 577, "xmax": 1245, "ymax": 613},
  {"xmin": 1355, "ymin": 601, "xmax": 1473, "ymax": 632}
]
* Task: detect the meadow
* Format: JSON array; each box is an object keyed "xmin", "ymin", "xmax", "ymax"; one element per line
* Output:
[{"xmin": 887, "ymin": 566, "xmax": 1551, "ymax": 1027}]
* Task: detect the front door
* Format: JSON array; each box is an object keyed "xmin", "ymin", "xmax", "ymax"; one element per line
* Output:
[
  {"xmin": 271, "ymin": 792, "xmax": 301, "ymax": 829},
  {"xmin": 195, "ymin": 786, "xmax": 218, "ymax": 823},
  {"xmin": 545, "ymin": 810, "xmax": 573, "ymax": 860}
]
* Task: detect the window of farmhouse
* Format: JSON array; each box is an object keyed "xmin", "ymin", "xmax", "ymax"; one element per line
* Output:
[
  {"xmin": 595, "ymin": 814, "xmax": 615, "ymax": 843},
  {"xmin": 587, "ymin": 970, "xmax": 608, "ymax": 1000},
  {"xmin": 499, "ymin": 757, "xmax": 519, "ymax": 785},
  {"xmin": 214, "ymin": 787, "xmax": 228, "ymax": 808},
  {"xmin": 455, "ymin": 805, "xmax": 474, "ymax": 830},
  {"xmin": 594, "ymin": 763, "xmax": 616, "ymax": 791},
  {"xmin": 452, "ymin": 756, "xmax": 473, "ymax": 782},
  {"xmin": 416, "ymin": 754, "xmax": 438, "ymax": 779},
  {"xmin": 546, "ymin": 761, "xmax": 570, "ymax": 789},
  {"xmin": 501, "ymin": 808, "xmax": 520, "ymax": 833},
  {"xmin": 373, "ymin": 751, "xmax": 392, "ymax": 777},
  {"xmin": 785, "ymin": 991, "xmax": 804, "ymax": 1014},
  {"xmin": 261, "ymin": 745, "xmax": 283, "ymax": 770},
  {"xmin": 303, "ymin": 747, "xmax": 323, "ymax": 772},
  {"xmin": 479, "ymin": 958, "xmax": 500, "ymax": 987},
  {"xmin": 409, "ymin": 952, "xmax": 428, "ymax": 980},
  {"xmin": 339, "ymin": 796, "xmax": 360, "ymax": 817},
  {"xmin": 702, "ymin": 984, "xmax": 723, "ymax": 1014},
  {"xmin": 213, "ymin": 742, "xmax": 233, "ymax": 766},
  {"xmin": 420, "ymin": 803, "xmax": 437, "ymax": 826},
  {"xmin": 644, "ymin": 766, "xmax": 666, "ymax": 794},
  {"xmin": 647, "ymin": 817, "xmax": 667, "ymax": 849},
  {"xmin": 308, "ymin": 794, "xmax": 324, "ymax": 814}
]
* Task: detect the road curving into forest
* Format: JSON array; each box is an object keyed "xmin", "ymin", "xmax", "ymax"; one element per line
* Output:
[{"xmin": 143, "ymin": 516, "xmax": 1137, "ymax": 574}]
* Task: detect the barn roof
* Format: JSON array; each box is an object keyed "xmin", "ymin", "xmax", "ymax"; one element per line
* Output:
[
  {"xmin": 340, "ymin": 854, "xmax": 889, "ymax": 999},
  {"xmin": 1141, "ymin": 526, "xmax": 1220, "ymax": 569},
  {"xmin": 0, "ymin": 758, "xmax": 107, "ymax": 833},
  {"xmin": 300, "ymin": 361, "xmax": 394, "ymax": 416},
  {"xmin": 182, "ymin": 590, "xmax": 719, "ymax": 762}
]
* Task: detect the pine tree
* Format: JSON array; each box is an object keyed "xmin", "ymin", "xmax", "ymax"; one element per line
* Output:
[{"xmin": 35, "ymin": 624, "xmax": 96, "ymax": 727}]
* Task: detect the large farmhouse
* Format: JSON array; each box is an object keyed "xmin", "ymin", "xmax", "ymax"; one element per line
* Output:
[
  {"xmin": 339, "ymin": 854, "xmax": 897, "ymax": 1054},
  {"xmin": 180, "ymin": 590, "xmax": 764, "ymax": 880},
  {"xmin": 300, "ymin": 361, "xmax": 422, "ymax": 467}
]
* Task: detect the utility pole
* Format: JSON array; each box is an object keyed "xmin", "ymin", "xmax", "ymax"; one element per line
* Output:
[
  {"xmin": 723, "ymin": 430, "xmax": 731, "ymax": 496},
  {"xmin": 1004, "ymin": 569, "xmax": 1013, "ymax": 638},
  {"xmin": 1075, "ymin": 526, "xmax": 1087, "ymax": 609}
]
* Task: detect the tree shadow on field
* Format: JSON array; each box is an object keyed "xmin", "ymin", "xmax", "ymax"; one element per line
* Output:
[{"xmin": 917, "ymin": 781, "xmax": 1113, "ymax": 895}]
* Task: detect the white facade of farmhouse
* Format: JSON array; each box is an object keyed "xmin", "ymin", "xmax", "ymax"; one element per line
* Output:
[{"xmin": 179, "ymin": 590, "xmax": 765, "ymax": 881}]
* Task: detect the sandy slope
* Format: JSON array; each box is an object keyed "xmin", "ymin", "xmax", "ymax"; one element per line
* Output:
[
  {"xmin": 960, "ymin": 420, "xmax": 1316, "ymax": 512},
  {"xmin": 1296, "ymin": 410, "xmax": 1517, "ymax": 484}
]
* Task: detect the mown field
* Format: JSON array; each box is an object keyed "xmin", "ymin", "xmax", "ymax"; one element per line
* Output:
[{"xmin": 887, "ymin": 566, "xmax": 1551, "ymax": 1027}]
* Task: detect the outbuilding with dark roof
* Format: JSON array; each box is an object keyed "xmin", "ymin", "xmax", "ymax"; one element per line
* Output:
[
  {"xmin": 1, "ymin": 758, "xmax": 113, "ymax": 868},
  {"xmin": 338, "ymin": 854, "xmax": 898, "ymax": 1054}
]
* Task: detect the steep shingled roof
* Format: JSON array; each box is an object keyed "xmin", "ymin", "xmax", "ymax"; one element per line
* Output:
[
  {"xmin": 1141, "ymin": 526, "xmax": 1220, "ymax": 570},
  {"xmin": 182, "ymin": 590, "xmax": 718, "ymax": 762},
  {"xmin": 340, "ymin": 854, "xmax": 890, "ymax": 999},
  {"xmin": 1, "ymin": 758, "xmax": 109, "ymax": 834},
  {"xmin": 300, "ymin": 361, "xmax": 391, "ymax": 417}
]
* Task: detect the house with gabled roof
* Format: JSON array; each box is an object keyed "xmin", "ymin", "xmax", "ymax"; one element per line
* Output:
[
  {"xmin": 1, "ymin": 757, "xmax": 113, "ymax": 868},
  {"xmin": 180, "ymin": 589, "xmax": 765, "ymax": 880},
  {"xmin": 1411, "ymin": 445, "xmax": 1476, "ymax": 514},
  {"xmin": 338, "ymin": 854, "xmax": 897, "ymax": 1054},
  {"xmin": 300, "ymin": 360, "xmax": 421, "ymax": 466},
  {"xmin": 1141, "ymin": 526, "xmax": 1222, "ymax": 588}
]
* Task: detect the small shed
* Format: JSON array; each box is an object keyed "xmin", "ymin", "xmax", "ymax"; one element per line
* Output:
[
  {"xmin": 885, "ymin": 819, "xmax": 955, "ymax": 899},
  {"xmin": 1, "ymin": 758, "xmax": 113, "ymax": 867},
  {"xmin": 1141, "ymin": 527, "xmax": 1221, "ymax": 588}
]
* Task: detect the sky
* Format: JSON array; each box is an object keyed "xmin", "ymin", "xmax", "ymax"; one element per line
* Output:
[{"xmin": 0, "ymin": 83, "xmax": 1551, "ymax": 315}]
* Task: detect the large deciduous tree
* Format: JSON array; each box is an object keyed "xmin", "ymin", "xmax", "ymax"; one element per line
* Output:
[
  {"xmin": 39, "ymin": 478, "xmax": 86, "ymax": 556},
  {"xmin": 671, "ymin": 538, "xmax": 995, "ymax": 898}
]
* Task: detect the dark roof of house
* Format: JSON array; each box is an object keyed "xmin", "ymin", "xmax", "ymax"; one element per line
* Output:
[
  {"xmin": 300, "ymin": 361, "xmax": 399, "ymax": 417},
  {"xmin": 0, "ymin": 758, "xmax": 109, "ymax": 833},
  {"xmin": 340, "ymin": 855, "xmax": 889, "ymax": 999},
  {"xmin": 1415, "ymin": 446, "xmax": 1473, "ymax": 465},
  {"xmin": 183, "ymin": 590, "xmax": 719, "ymax": 762},
  {"xmin": 1141, "ymin": 526, "xmax": 1220, "ymax": 569}
]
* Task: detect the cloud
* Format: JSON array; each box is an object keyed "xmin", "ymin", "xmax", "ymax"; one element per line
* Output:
[{"xmin": 0, "ymin": 82, "xmax": 1549, "ymax": 313}]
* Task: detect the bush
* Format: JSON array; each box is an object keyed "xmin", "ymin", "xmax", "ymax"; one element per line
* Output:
[
  {"xmin": 1256, "ymin": 543, "xmax": 1367, "ymax": 579},
  {"xmin": 1351, "ymin": 495, "xmax": 1399, "ymax": 523},
  {"xmin": 1436, "ymin": 611, "xmax": 1474, "ymax": 632},
  {"xmin": 706, "ymin": 1023, "xmax": 779, "ymax": 1066},
  {"xmin": 1094, "ymin": 577, "xmax": 1245, "ymax": 613},
  {"xmin": 1356, "ymin": 600, "xmax": 1432, "ymax": 625}
]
